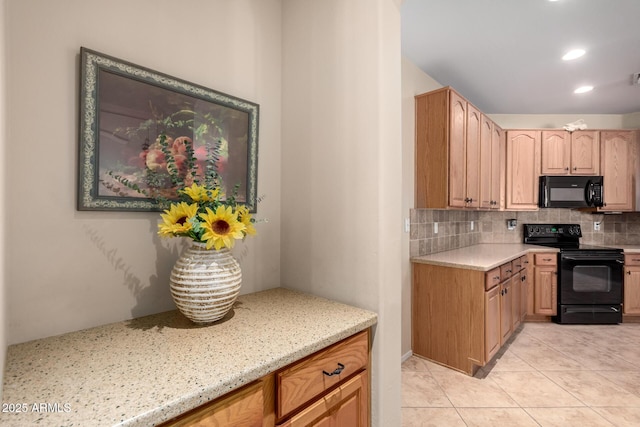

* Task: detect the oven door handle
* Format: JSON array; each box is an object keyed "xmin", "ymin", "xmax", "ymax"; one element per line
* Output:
[{"xmin": 562, "ymin": 255, "xmax": 624, "ymax": 262}]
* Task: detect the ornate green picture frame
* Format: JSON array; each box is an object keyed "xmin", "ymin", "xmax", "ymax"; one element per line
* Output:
[{"xmin": 77, "ymin": 47, "xmax": 259, "ymax": 212}]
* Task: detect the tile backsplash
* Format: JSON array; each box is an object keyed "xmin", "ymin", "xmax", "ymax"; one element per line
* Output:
[{"xmin": 410, "ymin": 208, "xmax": 640, "ymax": 257}]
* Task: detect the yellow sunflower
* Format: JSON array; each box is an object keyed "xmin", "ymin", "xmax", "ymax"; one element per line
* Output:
[
  {"xmin": 237, "ymin": 205, "xmax": 257, "ymax": 236},
  {"xmin": 157, "ymin": 202, "xmax": 199, "ymax": 237},
  {"xmin": 182, "ymin": 183, "xmax": 220, "ymax": 202},
  {"xmin": 199, "ymin": 206, "xmax": 246, "ymax": 250}
]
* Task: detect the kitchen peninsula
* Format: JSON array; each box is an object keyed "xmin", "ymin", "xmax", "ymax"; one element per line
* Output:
[
  {"xmin": 411, "ymin": 243, "xmax": 558, "ymax": 375},
  {"xmin": 0, "ymin": 288, "xmax": 377, "ymax": 426}
]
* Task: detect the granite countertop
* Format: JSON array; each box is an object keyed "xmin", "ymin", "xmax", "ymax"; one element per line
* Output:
[
  {"xmin": 411, "ymin": 243, "xmax": 558, "ymax": 271},
  {"xmin": 0, "ymin": 288, "xmax": 377, "ymax": 427}
]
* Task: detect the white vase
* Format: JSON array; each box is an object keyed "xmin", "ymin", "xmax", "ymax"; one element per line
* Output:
[{"xmin": 170, "ymin": 241, "xmax": 242, "ymax": 324}]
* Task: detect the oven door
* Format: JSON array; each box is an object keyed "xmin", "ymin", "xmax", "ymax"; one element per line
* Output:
[{"xmin": 559, "ymin": 253, "xmax": 624, "ymax": 305}]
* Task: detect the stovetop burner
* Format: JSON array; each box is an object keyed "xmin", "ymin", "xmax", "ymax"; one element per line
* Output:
[{"xmin": 523, "ymin": 223, "xmax": 621, "ymax": 253}]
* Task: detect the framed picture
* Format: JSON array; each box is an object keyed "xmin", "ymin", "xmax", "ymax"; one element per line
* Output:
[{"xmin": 78, "ymin": 47, "xmax": 259, "ymax": 212}]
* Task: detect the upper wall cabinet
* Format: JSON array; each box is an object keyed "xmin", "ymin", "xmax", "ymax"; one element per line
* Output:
[
  {"xmin": 541, "ymin": 130, "xmax": 599, "ymax": 175},
  {"xmin": 598, "ymin": 131, "xmax": 636, "ymax": 212},
  {"xmin": 505, "ymin": 130, "xmax": 541, "ymax": 210},
  {"xmin": 415, "ymin": 87, "xmax": 502, "ymax": 210}
]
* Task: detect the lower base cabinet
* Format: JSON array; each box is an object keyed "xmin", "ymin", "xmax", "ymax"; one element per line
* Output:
[
  {"xmin": 161, "ymin": 330, "xmax": 370, "ymax": 427},
  {"xmin": 413, "ymin": 256, "xmax": 530, "ymax": 376},
  {"xmin": 277, "ymin": 372, "xmax": 368, "ymax": 427}
]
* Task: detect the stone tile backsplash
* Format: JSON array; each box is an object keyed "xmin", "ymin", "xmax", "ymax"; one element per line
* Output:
[{"xmin": 410, "ymin": 208, "xmax": 640, "ymax": 257}]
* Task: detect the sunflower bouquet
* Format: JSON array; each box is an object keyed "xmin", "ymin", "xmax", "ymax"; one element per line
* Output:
[{"xmin": 107, "ymin": 132, "xmax": 257, "ymax": 250}]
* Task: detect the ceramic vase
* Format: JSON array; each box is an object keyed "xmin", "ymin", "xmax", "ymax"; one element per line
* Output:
[{"xmin": 170, "ymin": 242, "xmax": 242, "ymax": 323}]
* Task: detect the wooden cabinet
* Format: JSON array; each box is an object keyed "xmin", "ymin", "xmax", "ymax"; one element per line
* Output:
[
  {"xmin": 599, "ymin": 131, "xmax": 635, "ymax": 212},
  {"xmin": 162, "ymin": 377, "xmax": 273, "ymax": 427},
  {"xmin": 511, "ymin": 271, "xmax": 521, "ymax": 331},
  {"xmin": 162, "ymin": 331, "xmax": 370, "ymax": 427},
  {"xmin": 532, "ymin": 253, "xmax": 558, "ymax": 316},
  {"xmin": 277, "ymin": 331, "xmax": 368, "ymax": 419},
  {"xmin": 541, "ymin": 130, "xmax": 599, "ymax": 175},
  {"xmin": 277, "ymin": 372, "xmax": 368, "ymax": 427},
  {"xmin": 480, "ymin": 115, "xmax": 504, "ymax": 209},
  {"xmin": 415, "ymin": 87, "xmax": 502, "ymax": 210},
  {"xmin": 500, "ymin": 279, "xmax": 513, "ymax": 344},
  {"xmin": 484, "ymin": 283, "xmax": 501, "ymax": 362},
  {"xmin": 506, "ymin": 130, "xmax": 541, "ymax": 210},
  {"xmin": 624, "ymin": 254, "xmax": 640, "ymax": 315},
  {"xmin": 413, "ymin": 256, "xmax": 530, "ymax": 375},
  {"xmin": 520, "ymin": 255, "xmax": 530, "ymax": 322}
]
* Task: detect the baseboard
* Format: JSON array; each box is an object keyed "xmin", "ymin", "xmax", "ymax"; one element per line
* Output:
[{"xmin": 401, "ymin": 350, "xmax": 413, "ymax": 363}]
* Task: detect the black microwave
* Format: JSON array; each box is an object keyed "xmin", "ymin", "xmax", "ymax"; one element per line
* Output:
[{"xmin": 539, "ymin": 176, "xmax": 604, "ymax": 208}]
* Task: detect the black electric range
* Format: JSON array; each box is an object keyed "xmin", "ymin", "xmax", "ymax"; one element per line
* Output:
[{"xmin": 523, "ymin": 224, "xmax": 623, "ymax": 324}]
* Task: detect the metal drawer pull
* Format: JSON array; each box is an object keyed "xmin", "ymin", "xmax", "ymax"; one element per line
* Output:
[{"xmin": 323, "ymin": 363, "xmax": 345, "ymax": 377}]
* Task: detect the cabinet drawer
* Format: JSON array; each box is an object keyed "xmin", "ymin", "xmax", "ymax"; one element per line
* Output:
[
  {"xmin": 500, "ymin": 262, "xmax": 513, "ymax": 279},
  {"xmin": 625, "ymin": 254, "xmax": 640, "ymax": 266},
  {"xmin": 277, "ymin": 371, "xmax": 368, "ymax": 427},
  {"xmin": 485, "ymin": 267, "xmax": 501, "ymax": 290},
  {"xmin": 535, "ymin": 253, "xmax": 557, "ymax": 265},
  {"xmin": 277, "ymin": 330, "xmax": 369, "ymax": 419},
  {"xmin": 162, "ymin": 379, "xmax": 265, "ymax": 427},
  {"xmin": 513, "ymin": 256, "xmax": 527, "ymax": 271}
]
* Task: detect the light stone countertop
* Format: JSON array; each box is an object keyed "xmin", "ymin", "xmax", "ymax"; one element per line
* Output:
[
  {"xmin": 411, "ymin": 243, "xmax": 558, "ymax": 271},
  {"xmin": 0, "ymin": 287, "xmax": 377, "ymax": 427},
  {"xmin": 613, "ymin": 245, "xmax": 640, "ymax": 253}
]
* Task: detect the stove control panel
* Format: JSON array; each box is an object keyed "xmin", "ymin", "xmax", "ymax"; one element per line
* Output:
[{"xmin": 523, "ymin": 224, "xmax": 582, "ymax": 238}]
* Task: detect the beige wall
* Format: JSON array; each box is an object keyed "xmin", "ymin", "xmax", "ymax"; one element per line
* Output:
[
  {"xmin": 489, "ymin": 114, "xmax": 624, "ymax": 129},
  {"xmin": 281, "ymin": 1, "xmax": 402, "ymax": 425},
  {"xmin": 400, "ymin": 57, "xmax": 441, "ymax": 358},
  {"xmin": 0, "ymin": 0, "xmax": 6, "ymax": 399},
  {"xmin": 623, "ymin": 112, "xmax": 640, "ymax": 128},
  {"xmin": 5, "ymin": 0, "xmax": 282, "ymax": 344}
]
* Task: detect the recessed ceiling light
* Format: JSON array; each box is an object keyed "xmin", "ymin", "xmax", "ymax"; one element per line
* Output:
[
  {"xmin": 563, "ymin": 49, "xmax": 586, "ymax": 60},
  {"xmin": 574, "ymin": 86, "xmax": 594, "ymax": 94}
]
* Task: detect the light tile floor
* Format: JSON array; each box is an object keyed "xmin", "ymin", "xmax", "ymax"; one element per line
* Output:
[{"xmin": 402, "ymin": 322, "xmax": 640, "ymax": 426}]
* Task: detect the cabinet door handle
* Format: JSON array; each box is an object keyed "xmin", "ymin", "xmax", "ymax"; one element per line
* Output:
[
  {"xmin": 632, "ymin": 259, "xmax": 640, "ymax": 262},
  {"xmin": 506, "ymin": 269, "xmax": 512, "ymax": 273},
  {"xmin": 628, "ymin": 271, "xmax": 632, "ymax": 275},
  {"xmin": 543, "ymin": 258, "xmax": 552, "ymax": 262},
  {"xmin": 323, "ymin": 363, "xmax": 345, "ymax": 377},
  {"xmin": 565, "ymin": 167, "xmax": 569, "ymax": 171},
  {"xmin": 494, "ymin": 276, "xmax": 500, "ymax": 280}
]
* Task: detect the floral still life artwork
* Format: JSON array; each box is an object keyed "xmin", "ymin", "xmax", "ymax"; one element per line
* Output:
[
  {"xmin": 109, "ymin": 132, "xmax": 259, "ymax": 249},
  {"xmin": 78, "ymin": 47, "xmax": 259, "ymax": 212}
]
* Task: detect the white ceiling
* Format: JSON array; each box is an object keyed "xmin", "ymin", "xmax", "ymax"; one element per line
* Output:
[{"xmin": 401, "ymin": 0, "xmax": 640, "ymax": 114}]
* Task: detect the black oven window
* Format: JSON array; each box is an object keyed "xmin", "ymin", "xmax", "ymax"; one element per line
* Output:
[{"xmin": 572, "ymin": 266, "xmax": 612, "ymax": 292}]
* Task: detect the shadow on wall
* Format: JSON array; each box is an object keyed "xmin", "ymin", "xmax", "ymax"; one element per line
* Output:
[{"xmin": 82, "ymin": 220, "xmax": 180, "ymax": 319}]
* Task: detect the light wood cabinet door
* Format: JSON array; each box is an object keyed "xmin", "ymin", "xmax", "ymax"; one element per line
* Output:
[
  {"xmin": 479, "ymin": 115, "xmax": 493, "ymax": 209},
  {"xmin": 511, "ymin": 271, "xmax": 521, "ymax": 330},
  {"xmin": 624, "ymin": 266, "xmax": 640, "ymax": 315},
  {"xmin": 465, "ymin": 104, "xmax": 481, "ymax": 208},
  {"xmin": 520, "ymin": 264, "xmax": 529, "ymax": 322},
  {"xmin": 534, "ymin": 265, "xmax": 557, "ymax": 315},
  {"xmin": 163, "ymin": 377, "xmax": 271, "ymax": 427},
  {"xmin": 599, "ymin": 131, "xmax": 634, "ymax": 212},
  {"xmin": 277, "ymin": 372, "xmax": 368, "ymax": 427},
  {"xmin": 449, "ymin": 90, "xmax": 467, "ymax": 208},
  {"xmin": 484, "ymin": 285, "xmax": 501, "ymax": 363},
  {"xmin": 491, "ymin": 124, "xmax": 504, "ymax": 209},
  {"xmin": 506, "ymin": 131, "xmax": 541, "ymax": 210},
  {"xmin": 500, "ymin": 280, "xmax": 513, "ymax": 345},
  {"xmin": 571, "ymin": 131, "xmax": 600, "ymax": 174},
  {"xmin": 541, "ymin": 130, "xmax": 570, "ymax": 175}
]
